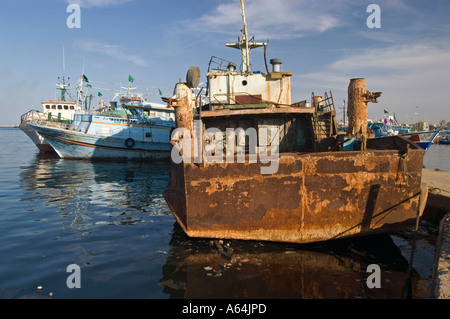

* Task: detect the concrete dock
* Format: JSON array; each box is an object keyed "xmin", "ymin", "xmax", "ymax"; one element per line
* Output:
[{"xmin": 422, "ymin": 169, "xmax": 450, "ymax": 299}]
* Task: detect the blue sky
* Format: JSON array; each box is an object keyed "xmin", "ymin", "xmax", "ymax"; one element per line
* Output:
[{"xmin": 1, "ymin": 0, "xmax": 450, "ymax": 125}]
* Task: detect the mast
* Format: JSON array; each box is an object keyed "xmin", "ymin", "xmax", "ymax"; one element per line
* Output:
[
  {"xmin": 240, "ymin": 0, "xmax": 250, "ymax": 73},
  {"xmin": 57, "ymin": 47, "xmax": 69, "ymax": 102},
  {"xmin": 77, "ymin": 55, "xmax": 90, "ymax": 110},
  {"xmin": 225, "ymin": 0, "xmax": 266, "ymax": 73}
]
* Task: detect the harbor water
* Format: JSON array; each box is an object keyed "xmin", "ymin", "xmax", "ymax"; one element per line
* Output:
[{"xmin": 0, "ymin": 127, "xmax": 448, "ymax": 299}]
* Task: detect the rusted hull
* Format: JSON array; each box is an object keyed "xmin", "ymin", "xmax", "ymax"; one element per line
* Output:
[{"xmin": 163, "ymin": 136, "xmax": 426, "ymax": 244}]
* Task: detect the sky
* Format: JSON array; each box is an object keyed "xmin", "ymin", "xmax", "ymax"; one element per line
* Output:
[{"xmin": 1, "ymin": 0, "xmax": 450, "ymax": 125}]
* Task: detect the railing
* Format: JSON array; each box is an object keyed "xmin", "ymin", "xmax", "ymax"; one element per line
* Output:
[
  {"xmin": 208, "ymin": 56, "xmax": 234, "ymax": 72},
  {"xmin": 21, "ymin": 110, "xmax": 72, "ymax": 130}
]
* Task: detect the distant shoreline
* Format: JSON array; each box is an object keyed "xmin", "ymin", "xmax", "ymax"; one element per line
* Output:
[{"xmin": 0, "ymin": 125, "xmax": 19, "ymax": 128}]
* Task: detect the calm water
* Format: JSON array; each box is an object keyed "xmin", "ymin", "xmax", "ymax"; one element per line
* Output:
[{"xmin": 0, "ymin": 127, "xmax": 447, "ymax": 299}]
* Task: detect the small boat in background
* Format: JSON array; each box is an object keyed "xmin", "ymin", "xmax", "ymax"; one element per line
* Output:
[
  {"xmin": 368, "ymin": 122, "xmax": 399, "ymax": 137},
  {"xmin": 402, "ymin": 129, "xmax": 441, "ymax": 151},
  {"xmin": 439, "ymin": 131, "xmax": 450, "ymax": 145}
]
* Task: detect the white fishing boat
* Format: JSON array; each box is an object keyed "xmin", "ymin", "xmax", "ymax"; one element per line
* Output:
[
  {"xmin": 29, "ymin": 91, "xmax": 175, "ymax": 160},
  {"xmin": 19, "ymin": 75, "xmax": 82, "ymax": 153}
]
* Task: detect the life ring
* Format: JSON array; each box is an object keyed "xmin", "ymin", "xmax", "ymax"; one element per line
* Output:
[{"xmin": 125, "ymin": 138, "xmax": 135, "ymax": 148}]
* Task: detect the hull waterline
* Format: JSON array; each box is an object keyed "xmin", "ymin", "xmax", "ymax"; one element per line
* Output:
[
  {"xmin": 19, "ymin": 121, "xmax": 55, "ymax": 153},
  {"xmin": 29, "ymin": 123, "xmax": 171, "ymax": 160}
]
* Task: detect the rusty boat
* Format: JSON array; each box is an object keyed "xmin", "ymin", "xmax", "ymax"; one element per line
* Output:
[{"xmin": 162, "ymin": 0, "xmax": 427, "ymax": 244}]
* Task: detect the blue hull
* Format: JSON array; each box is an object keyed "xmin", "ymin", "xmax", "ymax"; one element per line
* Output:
[{"xmin": 416, "ymin": 142, "xmax": 433, "ymax": 152}]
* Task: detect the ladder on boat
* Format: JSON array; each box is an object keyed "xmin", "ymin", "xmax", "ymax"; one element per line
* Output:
[{"xmin": 311, "ymin": 91, "xmax": 338, "ymax": 151}]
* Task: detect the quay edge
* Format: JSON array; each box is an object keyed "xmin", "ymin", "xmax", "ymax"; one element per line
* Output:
[{"xmin": 423, "ymin": 169, "xmax": 450, "ymax": 299}]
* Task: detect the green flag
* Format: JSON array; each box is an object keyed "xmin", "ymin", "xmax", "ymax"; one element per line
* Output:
[
  {"xmin": 86, "ymin": 84, "xmax": 92, "ymax": 88},
  {"xmin": 128, "ymin": 75, "xmax": 134, "ymax": 83},
  {"xmin": 98, "ymin": 92, "xmax": 103, "ymax": 97},
  {"xmin": 82, "ymin": 74, "xmax": 89, "ymax": 82},
  {"xmin": 384, "ymin": 109, "xmax": 389, "ymax": 114},
  {"xmin": 158, "ymin": 88, "xmax": 162, "ymax": 96}
]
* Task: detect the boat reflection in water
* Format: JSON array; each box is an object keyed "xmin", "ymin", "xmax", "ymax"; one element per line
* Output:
[
  {"xmin": 160, "ymin": 224, "xmax": 430, "ymax": 299},
  {"xmin": 19, "ymin": 153, "xmax": 172, "ymax": 228}
]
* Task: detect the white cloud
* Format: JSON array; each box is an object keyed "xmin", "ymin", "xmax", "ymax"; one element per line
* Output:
[
  {"xmin": 66, "ymin": 0, "xmax": 133, "ymax": 8},
  {"xmin": 293, "ymin": 42, "xmax": 450, "ymax": 123},
  {"xmin": 75, "ymin": 39, "xmax": 148, "ymax": 67},
  {"xmin": 329, "ymin": 44, "xmax": 450, "ymax": 74},
  {"xmin": 185, "ymin": 0, "xmax": 345, "ymax": 40}
]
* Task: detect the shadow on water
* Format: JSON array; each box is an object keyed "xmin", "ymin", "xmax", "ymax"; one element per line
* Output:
[{"xmin": 160, "ymin": 223, "xmax": 436, "ymax": 299}]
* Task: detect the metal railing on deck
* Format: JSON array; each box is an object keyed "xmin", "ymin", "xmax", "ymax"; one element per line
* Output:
[{"xmin": 21, "ymin": 110, "xmax": 72, "ymax": 130}]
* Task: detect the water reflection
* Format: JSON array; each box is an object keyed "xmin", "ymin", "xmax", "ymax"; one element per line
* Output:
[
  {"xmin": 19, "ymin": 153, "xmax": 171, "ymax": 230},
  {"xmin": 161, "ymin": 224, "xmax": 430, "ymax": 299}
]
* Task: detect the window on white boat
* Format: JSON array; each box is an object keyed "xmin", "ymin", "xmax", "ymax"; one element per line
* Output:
[
  {"xmin": 58, "ymin": 105, "xmax": 62, "ymax": 110},
  {"xmin": 45, "ymin": 105, "xmax": 50, "ymax": 109},
  {"xmin": 52, "ymin": 105, "xmax": 56, "ymax": 109},
  {"xmin": 64, "ymin": 105, "xmax": 68, "ymax": 110},
  {"xmin": 70, "ymin": 106, "xmax": 74, "ymax": 110}
]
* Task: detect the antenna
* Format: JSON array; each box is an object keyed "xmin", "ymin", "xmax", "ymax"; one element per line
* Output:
[
  {"xmin": 62, "ymin": 47, "xmax": 66, "ymax": 78},
  {"xmin": 77, "ymin": 55, "xmax": 86, "ymax": 109},
  {"xmin": 340, "ymin": 100, "xmax": 346, "ymax": 127},
  {"xmin": 225, "ymin": 0, "xmax": 266, "ymax": 73},
  {"xmin": 81, "ymin": 55, "xmax": 85, "ymax": 77},
  {"xmin": 56, "ymin": 47, "xmax": 69, "ymax": 101}
]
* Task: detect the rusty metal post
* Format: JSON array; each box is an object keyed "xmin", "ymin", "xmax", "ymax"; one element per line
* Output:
[
  {"xmin": 162, "ymin": 82, "xmax": 196, "ymax": 161},
  {"xmin": 347, "ymin": 78, "xmax": 381, "ymax": 149},
  {"xmin": 172, "ymin": 83, "xmax": 195, "ymax": 132}
]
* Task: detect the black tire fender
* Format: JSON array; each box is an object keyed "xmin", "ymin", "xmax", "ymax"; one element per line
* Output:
[{"xmin": 125, "ymin": 138, "xmax": 135, "ymax": 148}]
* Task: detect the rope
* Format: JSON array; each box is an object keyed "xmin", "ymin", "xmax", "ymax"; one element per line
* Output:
[{"xmin": 398, "ymin": 151, "xmax": 412, "ymax": 185}]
